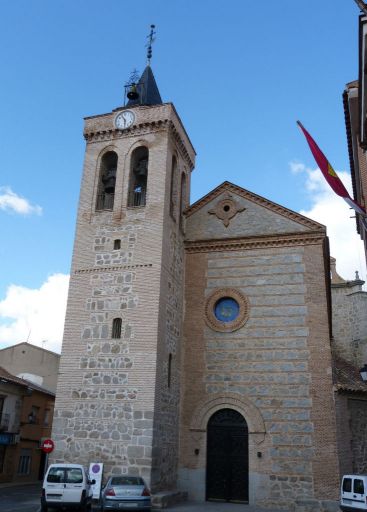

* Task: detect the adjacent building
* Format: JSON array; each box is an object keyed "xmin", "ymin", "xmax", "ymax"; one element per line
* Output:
[
  {"xmin": 330, "ymin": 257, "xmax": 367, "ymax": 477},
  {"xmin": 343, "ymin": 11, "xmax": 367, "ymax": 264},
  {"xmin": 0, "ymin": 366, "xmax": 55, "ymax": 483},
  {"xmin": 339, "ymin": 6, "xmax": 367, "ymax": 479},
  {"xmin": 0, "ymin": 342, "xmax": 60, "ymax": 394}
]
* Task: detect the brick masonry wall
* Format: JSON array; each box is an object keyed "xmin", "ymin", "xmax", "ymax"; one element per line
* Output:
[
  {"xmin": 335, "ymin": 394, "xmax": 353, "ymax": 476},
  {"xmin": 179, "ymin": 189, "xmax": 340, "ymax": 508},
  {"xmin": 51, "ymin": 104, "xmax": 194, "ymax": 490},
  {"xmin": 149, "ymin": 139, "xmax": 189, "ymax": 491},
  {"xmin": 348, "ymin": 398, "xmax": 367, "ymax": 473}
]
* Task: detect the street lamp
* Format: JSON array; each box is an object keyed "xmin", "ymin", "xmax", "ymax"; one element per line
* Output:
[{"xmin": 360, "ymin": 364, "xmax": 367, "ymax": 382}]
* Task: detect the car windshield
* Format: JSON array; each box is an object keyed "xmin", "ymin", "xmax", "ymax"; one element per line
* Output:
[
  {"xmin": 110, "ymin": 476, "xmax": 144, "ymax": 486},
  {"xmin": 47, "ymin": 468, "xmax": 64, "ymax": 483},
  {"xmin": 47, "ymin": 467, "xmax": 83, "ymax": 484},
  {"xmin": 66, "ymin": 468, "xmax": 83, "ymax": 484}
]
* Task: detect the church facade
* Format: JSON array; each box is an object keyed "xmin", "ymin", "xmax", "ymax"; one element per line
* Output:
[{"xmin": 51, "ymin": 66, "xmax": 341, "ymax": 509}]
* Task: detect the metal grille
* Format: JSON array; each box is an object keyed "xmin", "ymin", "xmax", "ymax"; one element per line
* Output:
[
  {"xmin": 112, "ymin": 318, "xmax": 122, "ymax": 339},
  {"xmin": 128, "ymin": 188, "xmax": 146, "ymax": 207},
  {"xmin": 0, "ymin": 413, "xmax": 10, "ymax": 431},
  {"xmin": 96, "ymin": 192, "xmax": 114, "ymax": 210}
]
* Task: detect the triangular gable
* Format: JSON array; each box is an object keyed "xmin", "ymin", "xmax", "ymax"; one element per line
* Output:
[
  {"xmin": 184, "ymin": 181, "xmax": 326, "ymax": 245},
  {"xmin": 185, "ymin": 181, "xmax": 324, "ymax": 232}
]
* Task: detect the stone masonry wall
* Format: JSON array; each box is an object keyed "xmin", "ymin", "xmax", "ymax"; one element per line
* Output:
[
  {"xmin": 179, "ymin": 240, "xmax": 339, "ymax": 508},
  {"xmin": 50, "ymin": 104, "xmax": 195, "ymax": 490},
  {"xmin": 149, "ymin": 139, "xmax": 189, "ymax": 491},
  {"xmin": 331, "ymin": 283, "xmax": 367, "ymax": 367},
  {"xmin": 51, "ymin": 212, "xmax": 161, "ymax": 480},
  {"xmin": 51, "ymin": 104, "xmax": 194, "ymax": 488}
]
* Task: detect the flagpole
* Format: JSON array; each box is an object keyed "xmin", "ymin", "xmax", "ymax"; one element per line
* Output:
[
  {"xmin": 297, "ymin": 120, "xmax": 367, "ymax": 234},
  {"xmin": 354, "ymin": 0, "xmax": 367, "ymax": 16}
]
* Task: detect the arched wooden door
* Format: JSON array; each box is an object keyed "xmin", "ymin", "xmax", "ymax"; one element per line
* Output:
[{"xmin": 206, "ymin": 408, "xmax": 249, "ymax": 503}]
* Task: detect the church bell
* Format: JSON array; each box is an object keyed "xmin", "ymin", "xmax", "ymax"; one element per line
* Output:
[
  {"xmin": 102, "ymin": 168, "xmax": 117, "ymax": 193},
  {"xmin": 127, "ymin": 83, "xmax": 139, "ymax": 100}
]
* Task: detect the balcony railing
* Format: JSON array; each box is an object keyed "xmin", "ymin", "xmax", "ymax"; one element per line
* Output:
[
  {"xmin": 96, "ymin": 192, "xmax": 114, "ymax": 211},
  {"xmin": 128, "ymin": 188, "xmax": 146, "ymax": 207},
  {"xmin": 0, "ymin": 413, "xmax": 10, "ymax": 432}
]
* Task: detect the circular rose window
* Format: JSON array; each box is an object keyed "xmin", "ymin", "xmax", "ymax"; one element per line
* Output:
[
  {"xmin": 214, "ymin": 297, "xmax": 240, "ymax": 322},
  {"xmin": 205, "ymin": 289, "xmax": 250, "ymax": 332}
]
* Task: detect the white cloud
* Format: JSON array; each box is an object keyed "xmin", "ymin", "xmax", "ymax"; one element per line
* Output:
[
  {"xmin": 0, "ymin": 273, "xmax": 69, "ymax": 353},
  {"xmin": 290, "ymin": 161, "xmax": 367, "ymax": 282},
  {"xmin": 0, "ymin": 186, "xmax": 42, "ymax": 215}
]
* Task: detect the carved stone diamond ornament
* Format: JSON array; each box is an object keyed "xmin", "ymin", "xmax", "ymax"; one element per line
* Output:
[{"xmin": 208, "ymin": 193, "xmax": 246, "ymax": 227}]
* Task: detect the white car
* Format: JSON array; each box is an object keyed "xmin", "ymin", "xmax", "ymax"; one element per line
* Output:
[
  {"xmin": 41, "ymin": 463, "xmax": 95, "ymax": 511},
  {"xmin": 341, "ymin": 474, "xmax": 367, "ymax": 512}
]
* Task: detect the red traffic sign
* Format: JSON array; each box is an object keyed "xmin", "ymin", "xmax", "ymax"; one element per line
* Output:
[{"xmin": 41, "ymin": 438, "xmax": 54, "ymax": 453}]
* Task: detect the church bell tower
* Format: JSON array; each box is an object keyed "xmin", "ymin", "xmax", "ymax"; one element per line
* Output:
[{"xmin": 51, "ymin": 33, "xmax": 196, "ymax": 491}]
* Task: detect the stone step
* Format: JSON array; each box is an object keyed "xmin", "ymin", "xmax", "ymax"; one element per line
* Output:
[{"xmin": 152, "ymin": 490, "xmax": 188, "ymax": 509}]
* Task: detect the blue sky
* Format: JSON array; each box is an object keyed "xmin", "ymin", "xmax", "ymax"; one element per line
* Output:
[{"xmin": 0, "ymin": 0, "xmax": 365, "ymax": 351}]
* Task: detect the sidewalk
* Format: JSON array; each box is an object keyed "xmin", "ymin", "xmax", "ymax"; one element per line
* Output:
[
  {"xmin": 157, "ymin": 503, "xmax": 281, "ymax": 512},
  {"xmin": 0, "ymin": 480, "xmax": 41, "ymax": 489}
]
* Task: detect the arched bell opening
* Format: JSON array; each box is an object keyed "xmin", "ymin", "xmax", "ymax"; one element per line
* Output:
[
  {"xmin": 96, "ymin": 151, "xmax": 118, "ymax": 210},
  {"xmin": 206, "ymin": 408, "xmax": 249, "ymax": 503},
  {"xmin": 128, "ymin": 146, "xmax": 149, "ymax": 207}
]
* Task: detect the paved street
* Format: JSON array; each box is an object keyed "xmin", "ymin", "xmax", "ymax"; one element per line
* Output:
[
  {"xmin": 0, "ymin": 483, "xmax": 41, "ymax": 512},
  {"xmin": 0, "ymin": 483, "xmax": 289, "ymax": 512}
]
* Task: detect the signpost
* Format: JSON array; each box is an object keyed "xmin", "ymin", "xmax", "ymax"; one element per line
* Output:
[
  {"xmin": 89, "ymin": 462, "xmax": 104, "ymax": 500},
  {"xmin": 41, "ymin": 438, "xmax": 54, "ymax": 454}
]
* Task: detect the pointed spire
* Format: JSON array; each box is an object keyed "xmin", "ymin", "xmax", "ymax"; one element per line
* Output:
[
  {"xmin": 125, "ymin": 25, "xmax": 162, "ymax": 107},
  {"xmin": 126, "ymin": 65, "xmax": 162, "ymax": 107}
]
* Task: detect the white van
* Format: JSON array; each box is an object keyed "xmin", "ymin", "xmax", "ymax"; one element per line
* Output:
[
  {"xmin": 341, "ymin": 475, "xmax": 367, "ymax": 512},
  {"xmin": 41, "ymin": 463, "xmax": 95, "ymax": 512}
]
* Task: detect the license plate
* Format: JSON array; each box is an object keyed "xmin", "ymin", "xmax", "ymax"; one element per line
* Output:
[{"xmin": 119, "ymin": 504, "xmax": 137, "ymax": 508}]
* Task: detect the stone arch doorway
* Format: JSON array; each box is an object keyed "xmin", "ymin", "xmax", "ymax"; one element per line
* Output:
[{"xmin": 206, "ymin": 408, "xmax": 249, "ymax": 503}]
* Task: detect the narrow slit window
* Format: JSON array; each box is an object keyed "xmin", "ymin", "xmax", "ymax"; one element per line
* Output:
[
  {"xmin": 112, "ymin": 318, "xmax": 122, "ymax": 339},
  {"xmin": 179, "ymin": 172, "xmax": 187, "ymax": 231},
  {"xmin": 168, "ymin": 353, "xmax": 172, "ymax": 388},
  {"xmin": 114, "ymin": 239, "xmax": 121, "ymax": 250},
  {"xmin": 169, "ymin": 155, "xmax": 177, "ymax": 220}
]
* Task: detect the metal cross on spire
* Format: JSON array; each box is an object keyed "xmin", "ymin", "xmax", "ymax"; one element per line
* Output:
[
  {"xmin": 354, "ymin": 0, "xmax": 367, "ymax": 16},
  {"xmin": 146, "ymin": 24, "xmax": 156, "ymax": 65}
]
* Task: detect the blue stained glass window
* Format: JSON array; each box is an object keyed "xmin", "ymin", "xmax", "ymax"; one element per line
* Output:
[{"xmin": 214, "ymin": 297, "xmax": 240, "ymax": 323}]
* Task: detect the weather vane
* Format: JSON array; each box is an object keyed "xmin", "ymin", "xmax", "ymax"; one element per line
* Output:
[
  {"xmin": 127, "ymin": 69, "xmax": 140, "ymax": 86},
  {"xmin": 146, "ymin": 24, "xmax": 156, "ymax": 65}
]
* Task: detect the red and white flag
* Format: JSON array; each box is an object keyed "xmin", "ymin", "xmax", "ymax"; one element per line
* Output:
[{"xmin": 297, "ymin": 121, "xmax": 367, "ymax": 223}]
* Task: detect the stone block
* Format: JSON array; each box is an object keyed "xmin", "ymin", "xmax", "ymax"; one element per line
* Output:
[
  {"xmin": 295, "ymin": 499, "xmax": 322, "ymax": 512},
  {"xmin": 151, "ymin": 490, "xmax": 188, "ymax": 509},
  {"xmin": 127, "ymin": 445, "xmax": 144, "ymax": 458},
  {"xmin": 320, "ymin": 501, "xmax": 340, "ymax": 512}
]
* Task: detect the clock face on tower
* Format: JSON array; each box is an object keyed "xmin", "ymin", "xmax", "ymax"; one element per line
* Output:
[{"xmin": 115, "ymin": 110, "xmax": 135, "ymax": 130}]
